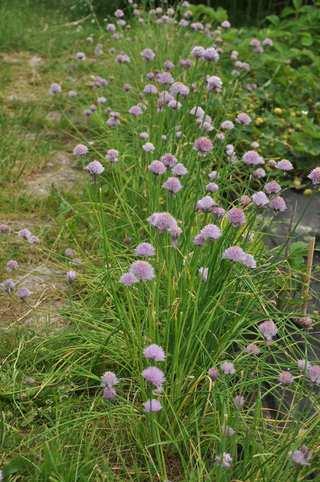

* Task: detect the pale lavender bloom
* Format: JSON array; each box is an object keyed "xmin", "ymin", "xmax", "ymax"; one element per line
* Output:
[
  {"xmin": 208, "ymin": 367, "xmax": 219, "ymax": 380},
  {"xmin": 190, "ymin": 105, "xmax": 205, "ymax": 118},
  {"xmin": 258, "ymin": 320, "xmax": 278, "ymax": 342},
  {"xmin": 193, "ymin": 137, "xmax": 213, "ymax": 155},
  {"xmin": 270, "ymin": 196, "xmax": 287, "ymax": 212},
  {"xmin": 142, "ymin": 366, "xmax": 165, "ymax": 387},
  {"xmin": 252, "ymin": 191, "xmax": 269, "ymax": 207},
  {"xmin": 276, "ymin": 159, "xmax": 293, "ymax": 171},
  {"xmin": 6, "ymin": 260, "xmax": 19, "ymax": 272},
  {"xmin": 129, "ymin": 261, "xmax": 155, "ymax": 281},
  {"xmin": 253, "ymin": 168, "xmax": 266, "ymax": 179},
  {"xmin": 135, "ymin": 243, "xmax": 155, "ymax": 257},
  {"xmin": 97, "ymin": 96, "xmax": 107, "ymax": 104},
  {"xmin": 297, "ymin": 316, "xmax": 313, "ymax": 329},
  {"xmin": 264, "ymin": 180, "xmax": 281, "ymax": 194},
  {"xmin": 28, "ymin": 234, "xmax": 39, "ymax": 245},
  {"xmin": 240, "ymin": 195, "xmax": 251, "ymax": 207},
  {"xmin": 245, "ymin": 343, "xmax": 260, "ymax": 355},
  {"xmin": 297, "ymin": 359, "xmax": 311, "ymax": 371},
  {"xmin": 206, "ymin": 75, "xmax": 222, "ymax": 92},
  {"xmin": 143, "ymin": 344, "xmax": 165, "ymax": 362},
  {"xmin": 180, "ymin": 58, "xmax": 192, "ymax": 69},
  {"xmin": 206, "ymin": 182, "xmax": 219, "ymax": 193},
  {"xmin": 157, "ymin": 91, "xmax": 174, "ymax": 110},
  {"xmin": 120, "ymin": 272, "xmax": 138, "ymax": 286},
  {"xmin": 85, "ymin": 160, "xmax": 104, "ymax": 176},
  {"xmin": 17, "ymin": 287, "xmax": 31, "ymax": 299},
  {"xmin": 66, "ymin": 270, "xmax": 77, "ymax": 282},
  {"xmin": 114, "ymin": 8, "xmax": 124, "ymax": 18},
  {"xmin": 170, "ymin": 82, "xmax": 190, "ymax": 97},
  {"xmin": 221, "ymin": 20, "xmax": 231, "ymax": 28},
  {"xmin": 215, "ymin": 452, "xmax": 232, "ymax": 469},
  {"xmin": 147, "ymin": 212, "xmax": 180, "ymax": 237},
  {"xmin": 230, "ymin": 50, "xmax": 239, "ymax": 60},
  {"xmin": 172, "ymin": 163, "xmax": 188, "ymax": 177},
  {"xmin": 203, "ymin": 47, "xmax": 219, "ymax": 61},
  {"xmin": 2, "ymin": 278, "xmax": 15, "ymax": 293},
  {"xmin": 101, "ymin": 371, "xmax": 118, "ymax": 387},
  {"xmin": 227, "ymin": 207, "xmax": 246, "ymax": 226},
  {"xmin": 208, "ymin": 170, "xmax": 218, "ymax": 180},
  {"xmin": 103, "ymin": 387, "xmax": 116, "ymax": 400},
  {"xmin": 143, "ymin": 399, "xmax": 162, "ymax": 412},
  {"xmin": 18, "ymin": 228, "xmax": 32, "ymax": 240},
  {"xmin": 156, "ymin": 71, "xmax": 174, "ymax": 85},
  {"xmin": 212, "ymin": 206, "xmax": 226, "ymax": 217},
  {"xmin": 162, "ymin": 177, "xmax": 182, "ymax": 194},
  {"xmin": 168, "ymin": 99, "xmax": 181, "ymax": 110},
  {"xmin": 146, "ymin": 72, "xmax": 155, "ymax": 80},
  {"xmin": 73, "ymin": 144, "xmax": 88, "ymax": 156},
  {"xmin": 75, "ymin": 51, "xmax": 86, "ymax": 61},
  {"xmin": 143, "ymin": 142, "xmax": 155, "ymax": 152},
  {"xmin": 307, "ymin": 365, "xmax": 320, "ymax": 384},
  {"xmin": 236, "ymin": 112, "xmax": 251, "ymax": 125},
  {"xmin": 221, "ymin": 361, "xmax": 235, "ymax": 375},
  {"xmin": 116, "ymin": 53, "xmax": 130, "ymax": 64},
  {"xmin": 105, "ymin": 149, "xmax": 119, "ymax": 163},
  {"xmin": 191, "ymin": 46, "xmax": 205, "ymax": 58},
  {"xmin": 308, "ymin": 167, "xmax": 320, "ymax": 185},
  {"xmin": 94, "ymin": 75, "xmax": 108, "ymax": 87},
  {"xmin": 243, "ymin": 150, "xmax": 264, "ymax": 166},
  {"xmin": 117, "ymin": 19, "xmax": 126, "ymax": 27},
  {"xmin": 200, "ymin": 224, "xmax": 221, "ymax": 242},
  {"xmin": 160, "ymin": 153, "xmax": 177, "ymax": 167},
  {"xmin": 263, "ymin": 38, "xmax": 273, "ymax": 47},
  {"xmin": 243, "ymin": 253, "xmax": 256, "ymax": 268},
  {"xmin": 149, "ymin": 160, "xmax": 166, "ymax": 175},
  {"xmin": 0, "ymin": 224, "xmax": 9, "ymax": 233},
  {"xmin": 143, "ymin": 84, "xmax": 158, "ymax": 95},
  {"xmin": 106, "ymin": 23, "xmax": 116, "ymax": 33},
  {"xmin": 129, "ymin": 105, "xmax": 143, "ymax": 117},
  {"xmin": 179, "ymin": 19, "xmax": 189, "ymax": 27},
  {"xmin": 123, "ymin": 83, "xmax": 132, "ymax": 92},
  {"xmin": 291, "ymin": 446, "xmax": 312, "ymax": 466},
  {"xmin": 223, "ymin": 246, "xmax": 245, "ymax": 263},
  {"xmin": 196, "ymin": 195, "xmax": 216, "ymax": 212},
  {"xmin": 164, "ymin": 59, "xmax": 175, "ymax": 71},
  {"xmin": 198, "ymin": 267, "xmax": 208, "ymax": 281},
  {"xmin": 220, "ymin": 120, "xmax": 234, "ymax": 130},
  {"xmin": 49, "ymin": 82, "xmax": 61, "ymax": 94},
  {"xmin": 107, "ymin": 116, "xmax": 120, "ymax": 127},
  {"xmin": 278, "ymin": 371, "xmax": 294, "ymax": 385},
  {"xmin": 141, "ymin": 48, "xmax": 156, "ymax": 61},
  {"xmin": 139, "ymin": 132, "xmax": 149, "ymax": 140},
  {"xmin": 234, "ymin": 395, "xmax": 245, "ymax": 409}
]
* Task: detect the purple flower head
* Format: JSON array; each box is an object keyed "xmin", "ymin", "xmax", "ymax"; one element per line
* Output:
[
  {"xmin": 258, "ymin": 320, "xmax": 278, "ymax": 342},
  {"xmin": 156, "ymin": 71, "xmax": 174, "ymax": 85},
  {"xmin": 227, "ymin": 207, "xmax": 246, "ymax": 227},
  {"xmin": 308, "ymin": 167, "xmax": 320, "ymax": 185},
  {"xmin": 143, "ymin": 84, "xmax": 158, "ymax": 95},
  {"xmin": 208, "ymin": 170, "xmax": 218, "ymax": 180},
  {"xmin": 106, "ymin": 149, "xmax": 119, "ymax": 163},
  {"xmin": 297, "ymin": 359, "xmax": 311, "ymax": 371},
  {"xmin": 208, "ymin": 367, "xmax": 219, "ymax": 381},
  {"xmin": 6, "ymin": 260, "xmax": 19, "ymax": 272},
  {"xmin": 170, "ymin": 82, "xmax": 190, "ymax": 97},
  {"xmin": 139, "ymin": 131, "xmax": 149, "ymax": 140},
  {"xmin": 252, "ymin": 191, "xmax": 269, "ymax": 207},
  {"xmin": 160, "ymin": 153, "xmax": 177, "ymax": 167},
  {"xmin": 220, "ymin": 120, "xmax": 234, "ymax": 130},
  {"xmin": 278, "ymin": 371, "xmax": 294, "ymax": 385},
  {"xmin": 168, "ymin": 99, "xmax": 181, "ymax": 110},
  {"xmin": 221, "ymin": 20, "xmax": 231, "ymax": 28},
  {"xmin": 253, "ymin": 168, "xmax": 266, "ymax": 179},
  {"xmin": 143, "ymin": 142, "xmax": 155, "ymax": 152},
  {"xmin": 215, "ymin": 452, "xmax": 232, "ymax": 469},
  {"xmin": 236, "ymin": 112, "xmax": 251, "ymax": 125},
  {"xmin": 191, "ymin": 46, "xmax": 205, "ymax": 58},
  {"xmin": 307, "ymin": 365, "xmax": 320, "ymax": 384},
  {"xmin": 49, "ymin": 82, "xmax": 61, "ymax": 95},
  {"xmin": 291, "ymin": 446, "xmax": 312, "ymax": 466},
  {"xmin": 276, "ymin": 159, "xmax": 293, "ymax": 171},
  {"xmin": 193, "ymin": 137, "xmax": 213, "ymax": 155},
  {"xmin": 196, "ymin": 195, "xmax": 216, "ymax": 212},
  {"xmin": 1, "ymin": 278, "xmax": 15, "ymax": 293},
  {"xmin": 147, "ymin": 212, "xmax": 180, "ymax": 237},
  {"xmin": 240, "ymin": 195, "xmax": 251, "ymax": 207},
  {"xmin": 162, "ymin": 176, "xmax": 182, "ymax": 194},
  {"xmin": 116, "ymin": 53, "xmax": 130, "ymax": 64},
  {"xmin": 97, "ymin": 96, "xmax": 107, "ymax": 105},
  {"xmin": 141, "ymin": 48, "xmax": 156, "ymax": 61},
  {"xmin": 17, "ymin": 287, "xmax": 31, "ymax": 299},
  {"xmin": 164, "ymin": 59, "xmax": 175, "ymax": 71},
  {"xmin": 172, "ymin": 163, "xmax": 188, "ymax": 177},
  {"xmin": 203, "ymin": 47, "xmax": 219, "ymax": 61},
  {"xmin": 180, "ymin": 58, "xmax": 192, "ymax": 69},
  {"xmin": 120, "ymin": 272, "xmax": 138, "ymax": 286},
  {"xmin": 264, "ymin": 180, "xmax": 281, "ymax": 194},
  {"xmin": 143, "ymin": 344, "xmax": 165, "ymax": 362},
  {"xmin": 143, "ymin": 399, "xmax": 162, "ymax": 412},
  {"xmin": 85, "ymin": 160, "xmax": 104, "ymax": 176},
  {"xmin": 296, "ymin": 316, "xmax": 313, "ymax": 329},
  {"xmin": 206, "ymin": 75, "xmax": 222, "ymax": 92},
  {"xmin": 263, "ymin": 38, "xmax": 273, "ymax": 46},
  {"xmin": 129, "ymin": 260, "xmax": 155, "ymax": 281},
  {"xmin": 129, "ymin": 105, "xmax": 143, "ymax": 117},
  {"xmin": 101, "ymin": 371, "xmax": 118, "ymax": 387},
  {"xmin": 270, "ymin": 196, "xmax": 287, "ymax": 212},
  {"xmin": 135, "ymin": 242, "xmax": 155, "ymax": 257},
  {"xmin": 73, "ymin": 144, "xmax": 88, "ymax": 156},
  {"xmin": 148, "ymin": 160, "xmax": 166, "ymax": 175},
  {"xmin": 114, "ymin": 8, "xmax": 124, "ymax": 18},
  {"xmin": 243, "ymin": 253, "xmax": 256, "ymax": 268},
  {"xmin": 234, "ymin": 395, "xmax": 245, "ymax": 409},
  {"xmin": 66, "ymin": 270, "xmax": 77, "ymax": 283},
  {"xmin": 205, "ymin": 183, "xmax": 218, "ymax": 193},
  {"xmin": 142, "ymin": 366, "xmax": 165, "ymax": 387},
  {"xmin": 223, "ymin": 246, "xmax": 245, "ymax": 263},
  {"xmin": 212, "ymin": 206, "xmax": 226, "ymax": 217},
  {"xmin": 245, "ymin": 343, "xmax": 260, "ymax": 355},
  {"xmin": 103, "ymin": 387, "xmax": 117, "ymax": 400},
  {"xmin": 75, "ymin": 51, "xmax": 86, "ymax": 61},
  {"xmin": 221, "ymin": 361, "xmax": 236, "ymax": 375},
  {"xmin": 190, "ymin": 105, "xmax": 205, "ymax": 119},
  {"xmin": 106, "ymin": 23, "xmax": 116, "ymax": 33},
  {"xmin": 243, "ymin": 150, "xmax": 264, "ymax": 166},
  {"xmin": 198, "ymin": 224, "xmax": 221, "ymax": 244}
]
